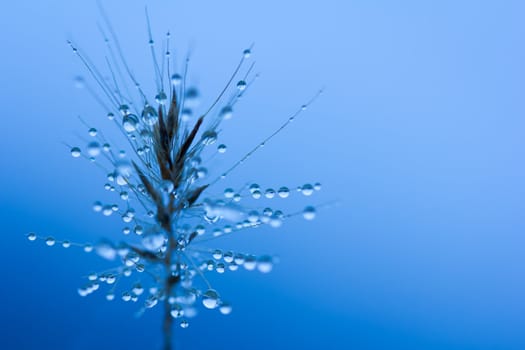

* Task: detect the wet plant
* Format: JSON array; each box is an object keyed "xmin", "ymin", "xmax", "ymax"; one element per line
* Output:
[{"xmin": 28, "ymin": 8, "xmax": 323, "ymax": 350}]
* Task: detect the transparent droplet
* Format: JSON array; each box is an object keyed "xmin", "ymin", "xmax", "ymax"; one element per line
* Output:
[
  {"xmin": 303, "ymin": 206, "xmax": 316, "ymax": 220},
  {"xmin": 217, "ymin": 144, "xmax": 227, "ymax": 153},
  {"xmin": 243, "ymin": 48, "xmax": 251, "ymax": 58},
  {"xmin": 171, "ymin": 74, "xmax": 182, "ymax": 85},
  {"xmin": 95, "ymin": 241, "xmax": 117, "ymax": 260},
  {"xmin": 142, "ymin": 231, "xmax": 166, "ymax": 251},
  {"xmin": 236, "ymin": 80, "xmax": 247, "ymax": 91},
  {"xmin": 132, "ymin": 284, "xmax": 144, "ymax": 296},
  {"xmin": 88, "ymin": 128, "xmax": 97, "ymax": 136},
  {"xmin": 87, "ymin": 141, "xmax": 101, "ymax": 157},
  {"xmin": 123, "ymin": 114, "xmax": 139, "ymax": 133},
  {"xmin": 301, "ymin": 184, "xmax": 314, "ymax": 196},
  {"xmin": 141, "ymin": 105, "xmax": 158, "ymax": 126},
  {"xmin": 219, "ymin": 302, "xmax": 232, "ymax": 315},
  {"xmin": 70, "ymin": 147, "xmax": 81, "ymax": 158},
  {"xmin": 257, "ymin": 255, "xmax": 273, "ymax": 273},
  {"xmin": 45, "ymin": 237, "xmax": 56, "ymax": 246},
  {"xmin": 219, "ymin": 106, "xmax": 233, "ymax": 120},
  {"xmin": 102, "ymin": 205, "xmax": 113, "ymax": 216},
  {"xmin": 314, "ymin": 182, "xmax": 322, "ymax": 191},
  {"xmin": 201, "ymin": 131, "xmax": 217, "ymax": 146},
  {"xmin": 155, "ymin": 91, "xmax": 168, "ymax": 105},
  {"xmin": 249, "ymin": 184, "xmax": 260, "ymax": 193},
  {"xmin": 212, "ymin": 250, "xmax": 223, "ymax": 260},
  {"xmin": 27, "ymin": 232, "xmax": 37, "ymax": 241},
  {"xmin": 180, "ymin": 320, "xmax": 189, "ymax": 329},
  {"xmin": 119, "ymin": 104, "xmax": 130, "ymax": 115},
  {"xmin": 252, "ymin": 190, "xmax": 262, "ymax": 199},
  {"xmin": 62, "ymin": 241, "xmax": 71, "ymax": 248},
  {"xmin": 202, "ymin": 289, "xmax": 220, "ymax": 309},
  {"xmin": 115, "ymin": 161, "xmax": 132, "ymax": 177},
  {"xmin": 224, "ymin": 188, "xmax": 234, "ymax": 198},
  {"xmin": 170, "ymin": 304, "xmax": 184, "ymax": 318},
  {"xmin": 122, "ymin": 292, "xmax": 132, "ymax": 302},
  {"xmin": 265, "ymin": 188, "xmax": 275, "ymax": 199},
  {"xmin": 278, "ymin": 187, "xmax": 290, "ymax": 198}
]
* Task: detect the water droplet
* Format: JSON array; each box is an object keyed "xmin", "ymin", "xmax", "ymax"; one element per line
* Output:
[
  {"xmin": 70, "ymin": 147, "xmax": 81, "ymax": 158},
  {"xmin": 223, "ymin": 251, "xmax": 234, "ymax": 263},
  {"xmin": 252, "ymin": 190, "xmax": 262, "ymax": 199},
  {"xmin": 74, "ymin": 76, "xmax": 85, "ymax": 88},
  {"xmin": 219, "ymin": 106, "xmax": 233, "ymax": 120},
  {"xmin": 87, "ymin": 141, "xmax": 101, "ymax": 157},
  {"xmin": 301, "ymin": 184, "xmax": 314, "ymax": 196},
  {"xmin": 244, "ymin": 255, "xmax": 257, "ymax": 270},
  {"xmin": 265, "ymin": 188, "xmax": 275, "ymax": 199},
  {"xmin": 27, "ymin": 232, "xmax": 37, "ymax": 241},
  {"xmin": 122, "ymin": 292, "xmax": 132, "ymax": 302},
  {"xmin": 223, "ymin": 188, "xmax": 234, "ymax": 198},
  {"xmin": 201, "ymin": 131, "xmax": 217, "ymax": 146},
  {"xmin": 119, "ymin": 104, "xmax": 130, "ymax": 115},
  {"xmin": 106, "ymin": 293, "xmax": 115, "ymax": 301},
  {"xmin": 236, "ymin": 80, "xmax": 247, "ymax": 91},
  {"xmin": 249, "ymin": 184, "xmax": 260, "ymax": 194},
  {"xmin": 303, "ymin": 206, "xmax": 316, "ymax": 220},
  {"xmin": 155, "ymin": 91, "xmax": 167, "ymax": 105},
  {"xmin": 132, "ymin": 284, "xmax": 144, "ymax": 296},
  {"xmin": 171, "ymin": 74, "xmax": 182, "ymax": 85},
  {"xmin": 95, "ymin": 241, "xmax": 116, "ymax": 260},
  {"xmin": 170, "ymin": 304, "xmax": 184, "ymax": 318},
  {"xmin": 102, "ymin": 205, "xmax": 113, "ymax": 216},
  {"xmin": 115, "ymin": 161, "xmax": 132, "ymax": 177},
  {"xmin": 62, "ymin": 241, "xmax": 71, "ymax": 248},
  {"xmin": 243, "ymin": 48, "xmax": 251, "ymax": 58},
  {"xmin": 217, "ymin": 144, "xmax": 227, "ymax": 153},
  {"xmin": 123, "ymin": 114, "xmax": 139, "ymax": 133},
  {"xmin": 84, "ymin": 244, "xmax": 93, "ymax": 253},
  {"xmin": 257, "ymin": 256, "xmax": 273, "ymax": 273},
  {"xmin": 212, "ymin": 250, "xmax": 223, "ymax": 260},
  {"xmin": 88, "ymin": 128, "xmax": 97, "ymax": 136},
  {"xmin": 202, "ymin": 289, "xmax": 220, "ymax": 309},
  {"xmin": 45, "ymin": 237, "xmax": 56, "ymax": 246},
  {"xmin": 216, "ymin": 263, "xmax": 225, "ymax": 274},
  {"xmin": 278, "ymin": 187, "xmax": 290, "ymax": 198},
  {"xmin": 141, "ymin": 105, "xmax": 158, "ymax": 126},
  {"xmin": 142, "ymin": 231, "xmax": 166, "ymax": 251},
  {"xmin": 180, "ymin": 320, "xmax": 189, "ymax": 329},
  {"xmin": 219, "ymin": 302, "xmax": 232, "ymax": 315}
]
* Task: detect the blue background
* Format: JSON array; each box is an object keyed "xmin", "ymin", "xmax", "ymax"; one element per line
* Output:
[{"xmin": 1, "ymin": 1, "xmax": 524, "ymax": 349}]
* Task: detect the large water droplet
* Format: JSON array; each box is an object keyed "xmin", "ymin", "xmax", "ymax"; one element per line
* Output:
[
  {"xmin": 303, "ymin": 206, "xmax": 316, "ymax": 220},
  {"xmin": 123, "ymin": 114, "xmax": 139, "ymax": 132},
  {"xmin": 141, "ymin": 105, "xmax": 158, "ymax": 126},
  {"xmin": 171, "ymin": 74, "xmax": 182, "ymax": 85},
  {"xmin": 87, "ymin": 141, "xmax": 101, "ymax": 157},
  {"xmin": 202, "ymin": 289, "xmax": 220, "ymax": 309},
  {"xmin": 219, "ymin": 302, "xmax": 232, "ymax": 315},
  {"xmin": 257, "ymin": 256, "xmax": 273, "ymax": 273},
  {"xmin": 278, "ymin": 187, "xmax": 290, "ymax": 198},
  {"xmin": 201, "ymin": 131, "xmax": 217, "ymax": 146},
  {"xmin": 142, "ymin": 231, "xmax": 166, "ymax": 251},
  {"xmin": 219, "ymin": 106, "xmax": 233, "ymax": 120},
  {"xmin": 70, "ymin": 147, "xmax": 81, "ymax": 158}
]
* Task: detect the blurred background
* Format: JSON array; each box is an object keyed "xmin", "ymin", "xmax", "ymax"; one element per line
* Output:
[{"xmin": 1, "ymin": 0, "xmax": 524, "ymax": 349}]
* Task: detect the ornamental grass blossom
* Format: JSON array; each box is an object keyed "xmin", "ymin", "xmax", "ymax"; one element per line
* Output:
[{"xmin": 28, "ymin": 10, "xmax": 323, "ymax": 350}]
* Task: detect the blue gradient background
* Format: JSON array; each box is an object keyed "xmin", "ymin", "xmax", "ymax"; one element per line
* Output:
[{"xmin": 1, "ymin": 1, "xmax": 524, "ymax": 349}]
